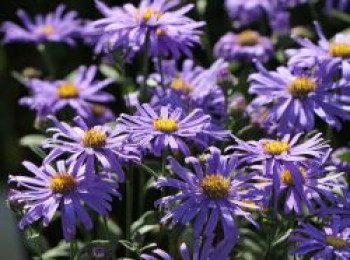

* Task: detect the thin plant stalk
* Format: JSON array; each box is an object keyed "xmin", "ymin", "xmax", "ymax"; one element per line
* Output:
[
  {"xmin": 157, "ymin": 55, "xmax": 165, "ymax": 90},
  {"xmin": 103, "ymin": 216, "xmax": 115, "ymax": 260},
  {"xmin": 37, "ymin": 43, "xmax": 55, "ymax": 78},
  {"xmin": 141, "ymin": 32, "xmax": 150, "ymax": 98},
  {"xmin": 28, "ymin": 226, "xmax": 43, "ymax": 260},
  {"xmin": 125, "ymin": 166, "xmax": 133, "ymax": 257}
]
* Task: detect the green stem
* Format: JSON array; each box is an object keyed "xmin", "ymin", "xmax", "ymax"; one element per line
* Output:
[
  {"xmin": 103, "ymin": 217, "xmax": 115, "ymax": 260},
  {"xmin": 308, "ymin": 0, "xmax": 319, "ymax": 21},
  {"xmin": 70, "ymin": 239, "xmax": 76, "ymax": 260},
  {"xmin": 28, "ymin": 227, "xmax": 43, "ymax": 260},
  {"xmin": 137, "ymin": 163, "xmax": 159, "ymax": 178},
  {"xmin": 125, "ymin": 166, "xmax": 133, "ymax": 258},
  {"xmin": 141, "ymin": 32, "xmax": 150, "ymax": 98},
  {"xmin": 37, "ymin": 43, "xmax": 55, "ymax": 78},
  {"xmin": 138, "ymin": 169, "xmax": 146, "ymax": 216},
  {"xmin": 157, "ymin": 55, "xmax": 165, "ymax": 90},
  {"xmin": 237, "ymin": 124, "xmax": 254, "ymax": 137}
]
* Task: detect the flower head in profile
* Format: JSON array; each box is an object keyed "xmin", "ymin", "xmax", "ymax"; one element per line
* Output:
[
  {"xmin": 155, "ymin": 148, "xmax": 260, "ymax": 241},
  {"xmin": 290, "ymin": 217, "xmax": 350, "ymax": 259},
  {"xmin": 274, "ymin": 162, "xmax": 345, "ymax": 215},
  {"xmin": 85, "ymin": 103, "xmax": 115, "ymax": 127},
  {"xmin": 248, "ymin": 62, "xmax": 350, "ymax": 134},
  {"xmin": 20, "ymin": 66, "xmax": 114, "ymax": 118},
  {"xmin": 214, "ymin": 30, "xmax": 273, "ymax": 63},
  {"xmin": 116, "ymin": 104, "xmax": 228, "ymax": 156},
  {"xmin": 331, "ymin": 147, "xmax": 350, "ymax": 172},
  {"xmin": 141, "ymin": 235, "xmax": 234, "ymax": 260},
  {"xmin": 8, "ymin": 160, "xmax": 119, "ymax": 240},
  {"xmin": 325, "ymin": 0, "xmax": 349, "ymax": 13},
  {"xmin": 44, "ymin": 116, "xmax": 140, "ymax": 182},
  {"xmin": 1, "ymin": 5, "xmax": 82, "ymax": 45},
  {"xmin": 287, "ymin": 22, "xmax": 350, "ymax": 80},
  {"xmin": 91, "ymin": 0, "xmax": 204, "ymax": 61},
  {"xmin": 318, "ymin": 192, "xmax": 350, "ymax": 227}
]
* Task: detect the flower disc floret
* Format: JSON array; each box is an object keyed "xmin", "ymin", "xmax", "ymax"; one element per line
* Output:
[
  {"xmin": 37, "ymin": 25, "xmax": 55, "ymax": 35},
  {"xmin": 263, "ymin": 140, "xmax": 289, "ymax": 155},
  {"xmin": 237, "ymin": 30, "xmax": 260, "ymax": 46},
  {"xmin": 201, "ymin": 174, "xmax": 230, "ymax": 199},
  {"xmin": 170, "ymin": 78, "xmax": 193, "ymax": 93},
  {"xmin": 325, "ymin": 236, "xmax": 347, "ymax": 249},
  {"xmin": 82, "ymin": 128, "xmax": 107, "ymax": 148},
  {"xmin": 153, "ymin": 118, "xmax": 178, "ymax": 133},
  {"xmin": 288, "ymin": 77, "xmax": 317, "ymax": 97},
  {"xmin": 50, "ymin": 173, "xmax": 76, "ymax": 194},
  {"xmin": 329, "ymin": 43, "xmax": 350, "ymax": 58},
  {"xmin": 57, "ymin": 82, "xmax": 79, "ymax": 99}
]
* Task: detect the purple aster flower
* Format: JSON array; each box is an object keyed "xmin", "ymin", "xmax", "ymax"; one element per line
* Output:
[
  {"xmin": 155, "ymin": 147, "xmax": 260, "ymax": 241},
  {"xmin": 20, "ymin": 66, "xmax": 114, "ymax": 118},
  {"xmin": 224, "ymin": 0, "xmax": 271, "ymax": 25},
  {"xmin": 275, "ymin": 0, "xmax": 308, "ymax": 8},
  {"xmin": 228, "ymin": 133, "xmax": 330, "ymax": 213},
  {"xmin": 274, "ymin": 162, "xmax": 344, "ymax": 215},
  {"xmin": 141, "ymin": 235, "xmax": 233, "ymax": 260},
  {"xmin": 214, "ymin": 30, "xmax": 273, "ymax": 63},
  {"xmin": 8, "ymin": 160, "xmax": 119, "ymax": 240},
  {"xmin": 331, "ymin": 147, "xmax": 350, "ymax": 172},
  {"xmin": 248, "ymin": 62, "xmax": 350, "ymax": 134},
  {"xmin": 116, "ymin": 104, "xmax": 228, "ymax": 156},
  {"xmin": 1, "ymin": 5, "xmax": 82, "ymax": 45},
  {"xmin": 83, "ymin": 1, "xmax": 124, "ymax": 54},
  {"xmin": 149, "ymin": 59, "xmax": 228, "ymax": 125},
  {"xmin": 228, "ymin": 93, "xmax": 247, "ymax": 111},
  {"xmin": 290, "ymin": 217, "xmax": 350, "ymax": 260},
  {"xmin": 287, "ymin": 22, "xmax": 350, "ymax": 80},
  {"xmin": 43, "ymin": 116, "xmax": 140, "ymax": 182},
  {"xmin": 229, "ymin": 133, "xmax": 329, "ymax": 176},
  {"xmin": 91, "ymin": 0, "xmax": 205, "ymax": 61}
]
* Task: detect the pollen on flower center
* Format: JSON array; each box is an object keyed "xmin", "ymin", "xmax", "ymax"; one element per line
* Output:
[
  {"xmin": 237, "ymin": 30, "xmax": 260, "ymax": 46},
  {"xmin": 37, "ymin": 25, "xmax": 55, "ymax": 35},
  {"xmin": 153, "ymin": 118, "xmax": 178, "ymax": 132},
  {"xmin": 170, "ymin": 78, "xmax": 193, "ymax": 93},
  {"xmin": 82, "ymin": 128, "xmax": 107, "ymax": 148},
  {"xmin": 137, "ymin": 8, "xmax": 162, "ymax": 21},
  {"xmin": 50, "ymin": 174, "xmax": 76, "ymax": 194},
  {"xmin": 280, "ymin": 167, "xmax": 307, "ymax": 185},
  {"xmin": 288, "ymin": 77, "xmax": 317, "ymax": 97},
  {"xmin": 263, "ymin": 140, "xmax": 289, "ymax": 155},
  {"xmin": 325, "ymin": 236, "xmax": 347, "ymax": 248},
  {"xmin": 201, "ymin": 175, "xmax": 230, "ymax": 199},
  {"xmin": 329, "ymin": 43, "xmax": 350, "ymax": 58},
  {"xmin": 57, "ymin": 82, "xmax": 79, "ymax": 99}
]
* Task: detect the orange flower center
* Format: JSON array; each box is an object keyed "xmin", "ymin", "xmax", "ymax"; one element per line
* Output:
[
  {"xmin": 329, "ymin": 43, "xmax": 350, "ymax": 58},
  {"xmin": 201, "ymin": 175, "xmax": 230, "ymax": 199},
  {"xmin": 153, "ymin": 118, "xmax": 178, "ymax": 133},
  {"xmin": 82, "ymin": 128, "xmax": 107, "ymax": 148},
  {"xmin": 56, "ymin": 82, "xmax": 79, "ymax": 99},
  {"xmin": 263, "ymin": 140, "xmax": 289, "ymax": 155},
  {"xmin": 237, "ymin": 30, "xmax": 260, "ymax": 46},
  {"xmin": 50, "ymin": 173, "xmax": 75, "ymax": 194},
  {"xmin": 288, "ymin": 77, "xmax": 317, "ymax": 97}
]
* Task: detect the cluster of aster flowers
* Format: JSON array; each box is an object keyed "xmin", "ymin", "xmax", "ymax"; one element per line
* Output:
[{"xmin": 3, "ymin": 0, "xmax": 350, "ymax": 259}]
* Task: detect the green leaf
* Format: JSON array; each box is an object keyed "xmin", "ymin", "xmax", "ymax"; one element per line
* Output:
[
  {"xmin": 118, "ymin": 240, "xmax": 137, "ymax": 252},
  {"xmin": 272, "ymin": 229, "xmax": 293, "ymax": 247},
  {"xmin": 99, "ymin": 64, "xmax": 120, "ymax": 82},
  {"xmin": 20, "ymin": 135, "xmax": 46, "ymax": 158}
]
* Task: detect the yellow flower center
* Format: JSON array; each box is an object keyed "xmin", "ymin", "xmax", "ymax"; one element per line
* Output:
[
  {"xmin": 91, "ymin": 104, "xmax": 105, "ymax": 116},
  {"xmin": 37, "ymin": 25, "xmax": 55, "ymax": 35},
  {"xmin": 237, "ymin": 30, "xmax": 260, "ymax": 46},
  {"xmin": 136, "ymin": 9, "xmax": 162, "ymax": 21},
  {"xmin": 82, "ymin": 128, "xmax": 107, "ymax": 148},
  {"xmin": 280, "ymin": 167, "xmax": 307, "ymax": 185},
  {"xmin": 263, "ymin": 140, "xmax": 289, "ymax": 155},
  {"xmin": 170, "ymin": 78, "xmax": 193, "ymax": 94},
  {"xmin": 288, "ymin": 77, "xmax": 317, "ymax": 97},
  {"xmin": 56, "ymin": 82, "xmax": 79, "ymax": 99},
  {"xmin": 325, "ymin": 236, "xmax": 347, "ymax": 248},
  {"xmin": 329, "ymin": 43, "xmax": 350, "ymax": 58},
  {"xmin": 50, "ymin": 174, "xmax": 76, "ymax": 194},
  {"xmin": 201, "ymin": 175, "xmax": 230, "ymax": 199},
  {"xmin": 153, "ymin": 118, "xmax": 178, "ymax": 133}
]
